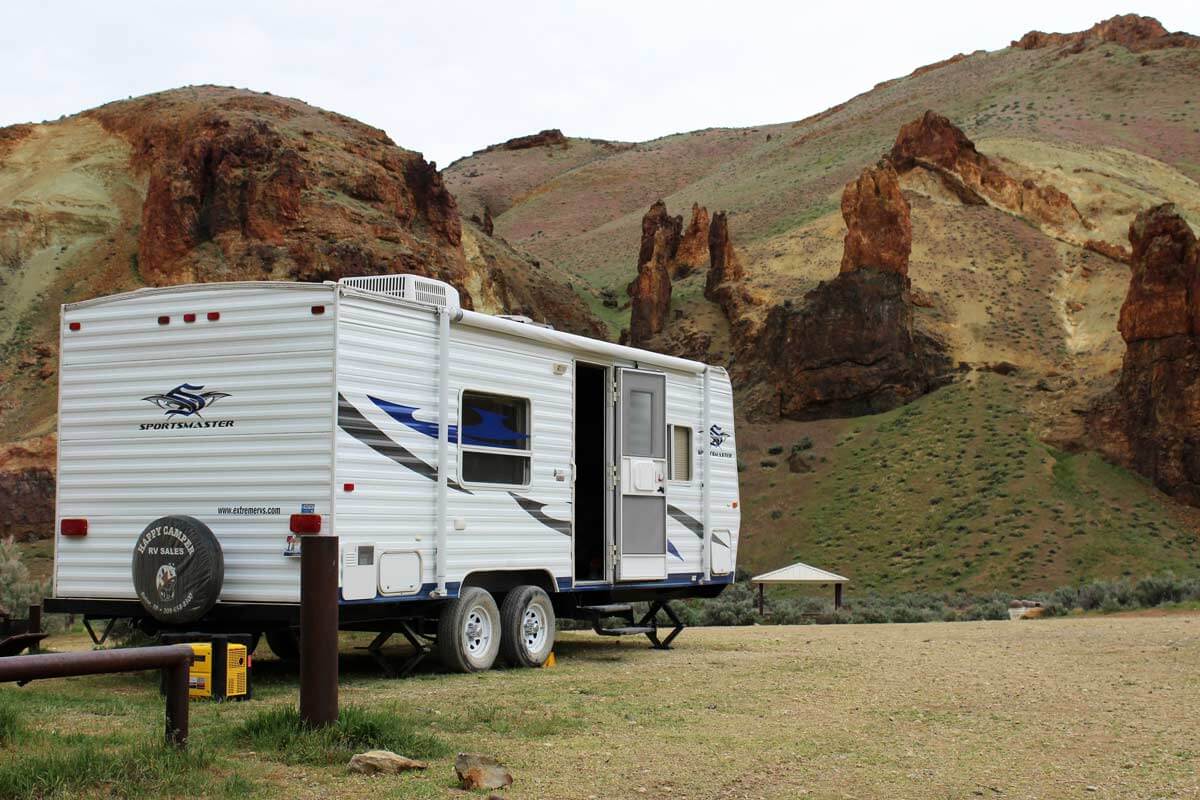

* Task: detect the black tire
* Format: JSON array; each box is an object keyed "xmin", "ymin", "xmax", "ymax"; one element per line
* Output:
[
  {"xmin": 499, "ymin": 585, "xmax": 556, "ymax": 668},
  {"xmin": 264, "ymin": 628, "xmax": 299, "ymax": 661},
  {"xmin": 437, "ymin": 587, "xmax": 501, "ymax": 673},
  {"xmin": 131, "ymin": 515, "xmax": 223, "ymax": 624}
]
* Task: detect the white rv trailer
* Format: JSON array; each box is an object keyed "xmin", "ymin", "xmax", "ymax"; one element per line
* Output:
[{"xmin": 46, "ymin": 276, "xmax": 740, "ymax": 670}]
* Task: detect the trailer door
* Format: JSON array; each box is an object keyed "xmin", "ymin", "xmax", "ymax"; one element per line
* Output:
[{"xmin": 615, "ymin": 369, "xmax": 667, "ymax": 581}]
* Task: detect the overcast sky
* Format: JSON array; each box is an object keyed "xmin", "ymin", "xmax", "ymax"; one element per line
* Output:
[{"xmin": 3, "ymin": 1, "xmax": 1198, "ymax": 167}]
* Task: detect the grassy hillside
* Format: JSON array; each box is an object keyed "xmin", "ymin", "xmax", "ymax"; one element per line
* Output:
[{"xmin": 737, "ymin": 374, "xmax": 1199, "ymax": 593}]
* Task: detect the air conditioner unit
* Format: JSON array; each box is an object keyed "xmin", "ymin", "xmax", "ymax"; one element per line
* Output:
[{"xmin": 339, "ymin": 274, "xmax": 461, "ymax": 311}]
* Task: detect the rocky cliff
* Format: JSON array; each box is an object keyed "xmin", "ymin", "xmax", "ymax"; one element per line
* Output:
[
  {"xmin": 1013, "ymin": 14, "xmax": 1198, "ymax": 53},
  {"xmin": 626, "ymin": 200, "xmax": 680, "ymax": 344},
  {"xmin": 890, "ymin": 111, "xmax": 1085, "ymax": 236},
  {"xmin": 1089, "ymin": 204, "xmax": 1200, "ymax": 506},
  {"xmin": 757, "ymin": 160, "xmax": 950, "ymax": 419}
]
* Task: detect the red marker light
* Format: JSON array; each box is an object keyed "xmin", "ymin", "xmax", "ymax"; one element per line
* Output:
[
  {"xmin": 61, "ymin": 518, "xmax": 88, "ymax": 537},
  {"xmin": 68, "ymin": 322, "xmax": 81, "ymax": 331},
  {"xmin": 343, "ymin": 483, "xmax": 355, "ymax": 492},
  {"xmin": 183, "ymin": 313, "xmax": 196, "ymax": 323},
  {"xmin": 207, "ymin": 312, "xmax": 220, "ymax": 321},
  {"xmin": 311, "ymin": 305, "xmax": 325, "ymax": 315},
  {"xmin": 289, "ymin": 514, "xmax": 322, "ymax": 535},
  {"xmin": 158, "ymin": 316, "xmax": 170, "ymax": 325}
]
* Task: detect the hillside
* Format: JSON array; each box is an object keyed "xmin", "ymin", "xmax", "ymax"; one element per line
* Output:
[{"xmin": 445, "ymin": 14, "xmax": 1200, "ymax": 591}]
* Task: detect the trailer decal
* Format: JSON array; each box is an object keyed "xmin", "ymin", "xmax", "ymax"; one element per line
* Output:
[
  {"xmin": 337, "ymin": 394, "xmax": 471, "ymax": 493},
  {"xmin": 667, "ymin": 504, "xmax": 704, "ymax": 538},
  {"xmin": 143, "ymin": 383, "xmax": 230, "ymax": 418},
  {"xmin": 667, "ymin": 540, "xmax": 684, "ymax": 561},
  {"xmin": 369, "ymin": 395, "xmax": 529, "ymax": 448},
  {"xmin": 369, "ymin": 396, "xmax": 459, "ymax": 442},
  {"xmin": 507, "ymin": 492, "xmax": 570, "ymax": 536}
]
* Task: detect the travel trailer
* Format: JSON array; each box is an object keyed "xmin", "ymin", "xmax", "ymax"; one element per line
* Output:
[{"xmin": 45, "ymin": 276, "xmax": 740, "ymax": 671}]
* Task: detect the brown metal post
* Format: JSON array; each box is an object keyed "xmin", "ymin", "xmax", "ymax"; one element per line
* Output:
[
  {"xmin": 300, "ymin": 533, "xmax": 338, "ymax": 728},
  {"xmin": 758, "ymin": 583, "xmax": 765, "ymax": 616},
  {"xmin": 163, "ymin": 659, "xmax": 190, "ymax": 747},
  {"xmin": 834, "ymin": 583, "xmax": 843, "ymax": 610},
  {"xmin": 28, "ymin": 605, "xmax": 42, "ymax": 653}
]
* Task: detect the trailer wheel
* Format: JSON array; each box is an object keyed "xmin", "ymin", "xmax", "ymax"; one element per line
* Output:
[
  {"xmin": 131, "ymin": 515, "xmax": 223, "ymax": 624},
  {"xmin": 437, "ymin": 587, "xmax": 501, "ymax": 673},
  {"xmin": 265, "ymin": 629, "xmax": 299, "ymax": 662},
  {"xmin": 499, "ymin": 585, "xmax": 556, "ymax": 668}
]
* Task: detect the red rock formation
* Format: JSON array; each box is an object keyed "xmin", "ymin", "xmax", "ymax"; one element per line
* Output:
[
  {"xmin": 1084, "ymin": 239, "xmax": 1132, "ymax": 264},
  {"xmin": 0, "ymin": 437, "xmax": 55, "ymax": 542},
  {"xmin": 706, "ymin": 211, "xmax": 746, "ymax": 294},
  {"xmin": 890, "ymin": 111, "xmax": 1084, "ymax": 231},
  {"xmin": 759, "ymin": 270, "xmax": 949, "ymax": 418},
  {"xmin": 488, "ymin": 129, "xmax": 568, "ymax": 152},
  {"xmin": 88, "ymin": 89, "xmax": 467, "ymax": 293},
  {"xmin": 1013, "ymin": 14, "xmax": 1198, "ymax": 53},
  {"xmin": 840, "ymin": 160, "xmax": 911, "ymax": 275},
  {"xmin": 673, "ymin": 203, "xmax": 710, "ymax": 278},
  {"xmin": 1118, "ymin": 206, "xmax": 1200, "ymax": 341},
  {"xmin": 752, "ymin": 162, "xmax": 950, "ymax": 419},
  {"xmin": 1089, "ymin": 204, "xmax": 1200, "ymax": 506},
  {"xmin": 627, "ymin": 200, "xmax": 680, "ymax": 344}
]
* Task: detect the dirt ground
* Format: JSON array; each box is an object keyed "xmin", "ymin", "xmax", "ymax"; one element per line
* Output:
[{"xmin": 6, "ymin": 616, "xmax": 1200, "ymax": 799}]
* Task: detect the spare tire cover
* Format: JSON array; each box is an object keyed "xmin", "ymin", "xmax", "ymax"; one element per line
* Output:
[{"xmin": 132, "ymin": 515, "xmax": 224, "ymax": 624}]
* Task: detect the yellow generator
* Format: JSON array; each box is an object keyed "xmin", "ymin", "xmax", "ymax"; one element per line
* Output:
[{"xmin": 182, "ymin": 637, "xmax": 251, "ymax": 701}]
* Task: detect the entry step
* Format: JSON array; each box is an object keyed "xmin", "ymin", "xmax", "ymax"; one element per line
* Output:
[{"xmin": 596, "ymin": 625, "xmax": 655, "ymax": 637}]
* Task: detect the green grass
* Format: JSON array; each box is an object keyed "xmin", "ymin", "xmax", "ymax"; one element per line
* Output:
[
  {"xmin": 0, "ymin": 738, "xmax": 219, "ymax": 800},
  {"xmin": 0, "ymin": 697, "xmax": 22, "ymax": 745},
  {"xmin": 233, "ymin": 705, "xmax": 448, "ymax": 766}
]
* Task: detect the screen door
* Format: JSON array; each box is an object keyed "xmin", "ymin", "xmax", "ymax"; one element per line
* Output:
[{"xmin": 615, "ymin": 369, "xmax": 667, "ymax": 580}]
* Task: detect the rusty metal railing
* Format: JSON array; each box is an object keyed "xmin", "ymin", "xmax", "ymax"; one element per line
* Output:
[{"xmin": 0, "ymin": 645, "xmax": 195, "ymax": 746}]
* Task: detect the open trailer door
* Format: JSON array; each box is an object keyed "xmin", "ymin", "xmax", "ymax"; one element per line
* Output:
[{"xmin": 614, "ymin": 368, "xmax": 667, "ymax": 581}]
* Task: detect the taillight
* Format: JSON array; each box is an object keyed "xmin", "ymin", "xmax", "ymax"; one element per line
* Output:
[
  {"xmin": 207, "ymin": 312, "xmax": 220, "ymax": 321},
  {"xmin": 311, "ymin": 305, "xmax": 326, "ymax": 315},
  {"xmin": 68, "ymin": 322, "xmax": 81, "ymax": 331},
  {"xmin": 61, "ymin": 518, "xmax": 88, "ymax": 537},
  {"xmin": 289, "ymin": 514, "xmax": 322, "ymax": 535},
  {"xmin": 183, "ymin": 313, "xmax": 196, "ymax": 323},
  {"xmin": 158, "ymin": 315, "xmax": 170, "ymax": 325}
]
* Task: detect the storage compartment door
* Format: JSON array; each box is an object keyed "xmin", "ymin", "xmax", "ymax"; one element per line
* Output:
[{"xmin": 615, "ymin": 369, "xmax": 667, "ymax": 580}]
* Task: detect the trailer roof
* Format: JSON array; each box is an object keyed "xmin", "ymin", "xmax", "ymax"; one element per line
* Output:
[
  {"xmin": 752, "ymin": 562, "xmax": 848, "ymax": 584},
  {"xmin": 63, "ymin": 280, "xmax": 717, "ymax": 376}
]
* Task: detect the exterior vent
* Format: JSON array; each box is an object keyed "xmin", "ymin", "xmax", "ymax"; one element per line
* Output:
[
  {"xmin": 339, "ymin": 274, "xmax": 461, "ymax": 311},
  {"xmin": 498, "ymin": 314, "xmax": 554, "ymax": 330}
]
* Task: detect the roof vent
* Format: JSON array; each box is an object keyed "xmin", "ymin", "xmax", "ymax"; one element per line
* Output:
[{"xmin": 339, "ymin": 274, "xmax": 461, "ymax": 311}]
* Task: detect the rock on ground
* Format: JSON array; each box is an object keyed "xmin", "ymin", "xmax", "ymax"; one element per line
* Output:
[
  {"xmin": 455, "ymin": 752, "xmax": 514, "ymax": 791},
  {"xmin": 347, "ymin": 750, "xmax": 428, "ymax": 775}
]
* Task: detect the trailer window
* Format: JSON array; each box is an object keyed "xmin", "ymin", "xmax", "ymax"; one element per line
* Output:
[
  {"xmin": 669, "ymin": 424, "xmax": 693, "ymax": 481},
  {"xmin": 460, "ymin": 392, "xmax": 531, "ymax": 486}
]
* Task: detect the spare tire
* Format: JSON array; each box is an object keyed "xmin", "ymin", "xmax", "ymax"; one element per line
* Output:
[{"xmin": 132, "ymin": 515, "xmax": 224, "ymax": 624}]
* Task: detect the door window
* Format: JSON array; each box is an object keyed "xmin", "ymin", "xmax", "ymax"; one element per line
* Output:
[{"xmin": 626, "ymin": 390, "xmax": 654, "ymax": 456}]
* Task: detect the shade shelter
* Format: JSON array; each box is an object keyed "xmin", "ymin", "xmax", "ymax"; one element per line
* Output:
[{"xmin": 751, "ymin": 562, "xmax": 849, "ymax": 615}]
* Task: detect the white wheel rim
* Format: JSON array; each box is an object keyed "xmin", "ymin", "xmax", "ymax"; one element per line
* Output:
[
  {"xmin": 522, "ymin": 602, "xmax": 548, "ymax": 654},
  {"xmin": 463, "ymin": 604, "xmax": 493, "ymax": 659}
]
